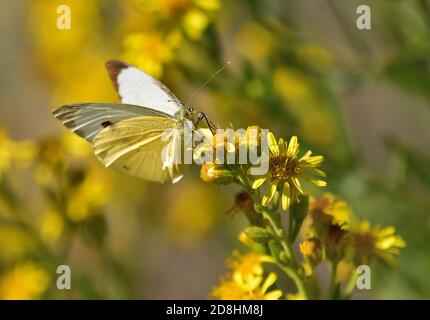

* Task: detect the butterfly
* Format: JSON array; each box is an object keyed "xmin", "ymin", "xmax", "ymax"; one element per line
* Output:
[{"xmin": 53, "ymin": 60, "xmax": 214, "ymax": 183}]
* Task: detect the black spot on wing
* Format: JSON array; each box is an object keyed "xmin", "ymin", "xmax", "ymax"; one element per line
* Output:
[{"xmin": 101, "ymin": 121, "xmax": 113, "ymax": 128}]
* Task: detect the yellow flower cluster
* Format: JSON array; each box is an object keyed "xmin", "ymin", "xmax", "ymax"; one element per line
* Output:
[
  {"xmin": 197, "ymin": 126, "xmax": 263, "ymax": 184},
  {"xmin": 303, "ymin": 193, "xmax": 406, "ymax": 266},
  {"xmin": 0, "ymin": 130, "xmax": 35, "ymax": 179},
  {"xmin": 135, "ymin": 0, "xmax": 220, "ymax": 40},
  {"xmin": 121, "ymin": 0, "xmax": 221, "ymax": 77},
  {"xmin": 0, "ymin": 263, "xmax": 50, "ymax": 300},
  {"xmin": 211, "ymin": 252, "xmax": 282, "ymax": 300},
  {"xmin": 201, "ymin": 131, "xmax": 405, "ymax": 299}
]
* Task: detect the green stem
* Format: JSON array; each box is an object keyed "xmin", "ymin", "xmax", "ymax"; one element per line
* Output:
[
  {"xmin": 329, "ymin": 260, "xmax": 338, "ymax": 299},
  {"xmin": 343, "ymin": 268, "xmax": 358, "ymax": 299},
  {"xmin": 261, "ymin": 207, "xmax": 310, "ymax": 299}
]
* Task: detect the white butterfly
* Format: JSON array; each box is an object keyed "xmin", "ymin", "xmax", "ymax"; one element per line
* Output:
[{"xmin": 53, "ymin": 60, "xmax": 210, "ymax": 183}]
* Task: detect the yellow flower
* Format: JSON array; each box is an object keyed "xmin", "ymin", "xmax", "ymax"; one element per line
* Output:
[
  {"xmin": 235, "ymin": 23, "xmax": 275, "ymax": 67},
  {"xmin": 40, "ymin": 211, "xmax": 65, "ymax": 243},
  {"xmin": 211, "ymin": 272, "xmax": 282, "ymax": 300},
  {"xmin": 336, "ymin": 260, "xmax": 355, "ymax": 283},
  {"xmin": 211, "ymin": 276, "xmax": 249, "ymax": 299},
  {"xmin": 137, "ymin": 0, "xmax": 192, "ymax": 16},
  {"xmin": 182, "ymin": 9, "xmax": 209, "ymax": 40},
  {"xmin": 34, "ymin": 134, "xmax": 92, "ymax": 185},
  {"xmin": 200, "ymin": 162, "xmax": 234, "ymax": 184},
  {"xmin": 349, "ymin": 221, "xmax": 406, "ymax": 265},
  {"xmin": 122, "ymin": 31, "xmax": 181, "ymax": 78},
  {"xmin": 0, "ymin": 130, "xmax": 35, "ymax": 178},
  {"xmin": 211, "ymin": 251, "xmax": 281, "ymax": 300},
  {"xmin": 0, "ymin": 227, "xmax": 35, "ymax": 263},
  {"xmin": 135, "ymin": 0, "xmax": 220, "ymax": 40},
  {"xmin": 252, "ymin": 133, "xmax": 326, "ymax": 210},
  {"xmin": 300, "ymin": 237, "xmax": 322, "ymax": 262},
  {"xmin": 296, "ymin": 44, "xmax": 333, "ymax": 70},
  {"xmin": 0, "ymin": 263, "xmax": 50, "ymax": 300},
  {"xmin": 227, "ymin": 251, "xmax": 274, "ymax": 282},
  {"xmin": 302, "ymin": 194, "xmax": 353, "ymax": 260},
  {"xmin": 247, "ymin": 273, "xmax": 283, "ymax": 300},
  {"xmin": 66, "ymin": 171, "xmax": 111, "ymax": 222},
  {"xmin": 35, "ymin": 134, "xmax": 89, "ymax": 165},
  {"xmin": 196, "ymin": 126, "xmax": 265, "ymax": 186},
  {"xmin": 308, "ymin": 193, "xmax": 352, "ymax": 234}
]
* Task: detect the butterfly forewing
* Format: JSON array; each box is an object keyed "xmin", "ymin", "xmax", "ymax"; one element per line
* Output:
[{"xmin": 105, "ymin": 60, "xmax": 183, "ymax": 117}]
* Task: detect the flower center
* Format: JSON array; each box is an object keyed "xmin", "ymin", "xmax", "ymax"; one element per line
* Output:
[{"xmin": 269, "ymin": 155, "xmax": 300, "ymax": 181}]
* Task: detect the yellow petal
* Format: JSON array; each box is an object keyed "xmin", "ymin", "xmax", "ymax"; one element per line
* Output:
[
  {"xmin": 262, "ymin": 182, "xmax": 277, "ymax": 207},
  {"xmin": 264, "ymin": 290, "xmax": 283, "ymax": 300},
  {"xmin": 301, "ymin": 173, "xmax": 324, "ymax": 187},
  {"xmin": 307, "ymin": 178, "xmax": 327, "ymax": 187},
  {"xmin": 281, "ymin": 182, "xmax": 291, "ymax": 210},
  {"xmin": 300, "ymin": 150, "xmax": 312, "ymax": 160},
  {"xmin": 267, "ymin": 132, "xmax": 279, "ymax": 156},
  {"xmin": 252, "ymin": 177, "xmax": 267, "ymax": 189},
  {"xmin": 287, "ymin": 136, "xmax": 299, "ymax": 157},
  {"xmin": 377, "ymin": 226, "xmax": 395, "ymax": 238},
  {"xmin": 394, "ymin": 238, "xmax": 406, "ymax": 248},
  {"xmin": 279, "ymin": 138, "xmax": 285, "ymax": 153},
  {"xmin": 303, "ymin": 155, "xmax": 324, "ymax": 166},
  {"xmin": 261, "ymin": 272, "xmax": 277, "ymax": 293},
  {"xmin": 377, "ymin": 237, "xmax": 397, "ymax": 250},
  {"xmin": 301, "ymin": 164, "xmax": 326, "ymax": 176},
  {"xmin": 292, "ymin": 177, "xmax": 303, "ymax": 194}
]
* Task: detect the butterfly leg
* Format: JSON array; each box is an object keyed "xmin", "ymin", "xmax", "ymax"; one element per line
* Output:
[{"xmin": 197, "ymin": 111, "xmax": 217, "ymax": 134}]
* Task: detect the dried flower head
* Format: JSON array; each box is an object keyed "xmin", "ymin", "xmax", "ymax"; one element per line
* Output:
[{"xmin": 349, "ymin": 221, "xmax": 406, "ymax": 265}]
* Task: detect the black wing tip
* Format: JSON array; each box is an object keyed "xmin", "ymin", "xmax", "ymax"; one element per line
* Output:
[
  {"xmin": 105, "ymin": 59, "xmax": 129, "ymax": 72},
  {"xmin": 105, "ymin": 60, "xmax": 130, "ymax": 95}
]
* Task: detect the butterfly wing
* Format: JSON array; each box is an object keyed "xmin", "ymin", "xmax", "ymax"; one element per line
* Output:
[
  {"xmin": 52, "ymin": 103, "xmax": 171, "ymax": 142},
  {"xmin": 91, "ymin": 115, "xmax": 183, "ymax": 183},
  {"xmin": 105, "ymin": 60, "xmax": 183, "ymax": 117}
]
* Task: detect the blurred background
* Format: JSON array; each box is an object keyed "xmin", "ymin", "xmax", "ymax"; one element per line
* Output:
[{"xmin": 0, "ymin": 0, "xmax": 429, "ymax": 299}]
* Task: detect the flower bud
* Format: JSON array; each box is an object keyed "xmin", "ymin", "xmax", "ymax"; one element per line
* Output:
[
  {"xmin": 200, "ymin": 163, "xmax": 234, "ymax": 184},
  {"xmin": 244, "ymin": 226, "xmax": 272, "ymax": 243},
  {"xmin": 299, "ymin": 237, "xmax": 322, "ymax": 263}
]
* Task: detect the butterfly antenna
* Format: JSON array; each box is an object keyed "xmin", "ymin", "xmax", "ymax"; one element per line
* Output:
[{"xmin": 186, "ymin": 60, "xmax": 231, "ymax": 109}]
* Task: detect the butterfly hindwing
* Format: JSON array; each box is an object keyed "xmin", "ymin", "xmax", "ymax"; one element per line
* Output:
[
  {"xmin": 105, "ymin": 60, "xmax": 183, "ymax": 117},
  {"xmin": 91, "ymin": 115, "xmax": 183, "ymax": 183}
]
